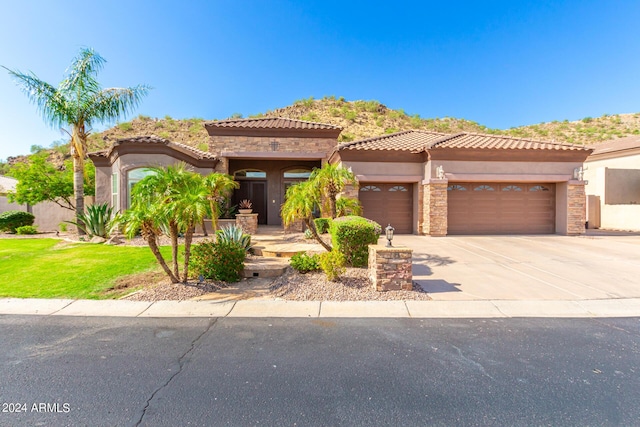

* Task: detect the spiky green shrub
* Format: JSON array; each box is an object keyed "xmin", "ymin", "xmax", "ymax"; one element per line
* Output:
[
  {"xmin": 314, "ymin": 218, "xmax": 332, "ymax": 234},
  {"xmin": 15, "ymin": 225, "xmax": 38, "ymax": 235},
  {"xmin": 290, "ymin": 252, "xmax": 320, "ymax": 273},
  {"xmin": 216, "ymin": 225, "xmax": 251, "ymax": 252},
  {"xmin": 330, "ymin": 216, "xmax": 380, "ymax": 267},
  {"xmin": 68, "ymin": 203, "xmax": 114, "ymax": 238},
  {"xmin": 190, "ymin": 239, "xmax": 246, "ymax": 282},
  {"xmin": 319, "ymin": 250, "xmax": 345, "ymax": 281},
  {"xmin": 0, "ymin": 211, "xmax": 35, "ymax": 233}
]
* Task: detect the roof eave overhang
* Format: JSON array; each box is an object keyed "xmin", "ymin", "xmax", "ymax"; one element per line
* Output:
[
  {"xmin": 333, "ymin": 149, "xmax": 426, "ymax": 163},
  {"xmin": 89, "ymin": 142, "xmax": 218, "ymax": 169}
]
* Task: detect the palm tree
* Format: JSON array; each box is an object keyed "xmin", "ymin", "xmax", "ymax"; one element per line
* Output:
[
  {"xmin": 114, "ymin": 197, "xmax": 179, "ymax": 283},
  {"xmin": 202, "ymin": 173, "xmax": 239, "ymax": 233},
  {"xmin": 3, "ymin": 48, "xmax": 150, "ymax": 235},
  {"xmin": 140, "ymin": 163, "xmax": 194, "ymax": 279},
  {"xmin": 281, "ymin": 180, "xmax": 332, "ymax": 252},
  {"xmin": 173, "ymin": 174, "xmax": 210, "ymax": 282},
  {"xmin": 309, "ymin": 164, "xmax": 358, "ymax": 219}
]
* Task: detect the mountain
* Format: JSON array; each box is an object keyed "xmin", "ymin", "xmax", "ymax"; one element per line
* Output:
[
  {"xmin": 5, "ymin": 97, "xmax": 640, "ymax": 169},
  {"xmin": 91, "ymin": 96, "xmax": 640, "ymax": 150}
]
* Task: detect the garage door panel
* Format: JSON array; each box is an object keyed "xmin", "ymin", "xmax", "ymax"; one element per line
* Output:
[
  {"xmin": 448, "ymin": 182, "xmax": 556, "ymax": 235},
  {"xmin": 360, "ymin": 183, "xmax": 413, "ymax": 233}
]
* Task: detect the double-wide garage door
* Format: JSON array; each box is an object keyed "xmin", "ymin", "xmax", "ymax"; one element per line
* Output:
[
  {"xmin": 359, "ymin": 183, "xmax": 413, "ymax": 233},
  {"xmin": 447, "ymin": 183, "xmax": 556, "ymax": 234}
]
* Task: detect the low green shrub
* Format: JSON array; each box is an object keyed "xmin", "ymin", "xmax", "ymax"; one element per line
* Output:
[
  {"xmin": 0, "ymin": 211, "xmax": 35, "ymax": 233},
  {"xmin": 314, "ymin": 218, "xmax": 331, "ymax": 234},
  {"xmin": 15, "ymin": 225, "xmax": 38, "ymax": 235},
  {"xmin": 319, "ymin": 250, "xmax": 345, "ymax": 281},
  {"xmin": 190, "ymin": 239, "xmax": 246, "ymax": 282},
  {"xmin": 216, "ymin": 225, "xmax": 251, "ymax": 252},
  {"xmin": 330, "ymin": 216, "xmax": 380, "ymax": 267},
  {"xmin": 303, "ymin": 228, "xmax": 314, "ymax": 239},
  {"xmin": 59, "ymin": 222, "xmax": 68, "ymax": 232},
  {"xmin": 290, "ymin": 252, "xmax": 320, "ymax": 273}
]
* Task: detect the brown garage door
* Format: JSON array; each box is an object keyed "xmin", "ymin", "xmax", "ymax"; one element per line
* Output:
[
  {"xmin": 359, "ymin": 183, "xmax": 413, "ymax": 233},
  {"xmin": 447, "ymin": 183, "xmax": 555, "ymax": 234}
]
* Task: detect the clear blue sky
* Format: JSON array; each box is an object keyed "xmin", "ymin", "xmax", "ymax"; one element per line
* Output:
[{"xmin": 1, "ymin": 0, "xmax": 640, "ymax": 161}]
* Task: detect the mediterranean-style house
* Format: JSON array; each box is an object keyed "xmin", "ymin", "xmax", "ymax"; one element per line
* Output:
[
  {"xmin": 584, "ymin": 135, "xmax": 640, "ymax": 231},
  {"xmin": 88, "ymin": 117, "xmax": 593, "ymax": 236}
]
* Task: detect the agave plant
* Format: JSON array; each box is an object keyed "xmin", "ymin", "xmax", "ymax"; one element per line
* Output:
[
  {"xmin": 239, "ymin": 199, "xmax": 253, "ymax": 209},
  {"xmin": 215, "ymin": 224, "xmax": 252, "ymax": 252},
  {"xmin": 68, "ymin": 203, "xmax": 114, "ymax": 238}
]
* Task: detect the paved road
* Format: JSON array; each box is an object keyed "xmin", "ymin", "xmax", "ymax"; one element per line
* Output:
[{"xmin": 1, "ymin": 315, "xmax": 639, "ymax": 426}]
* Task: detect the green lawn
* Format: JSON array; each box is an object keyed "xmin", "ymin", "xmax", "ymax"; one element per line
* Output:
[{"xmin": 0, "ymin": 239, "xmax": 171, "ymax": 299}]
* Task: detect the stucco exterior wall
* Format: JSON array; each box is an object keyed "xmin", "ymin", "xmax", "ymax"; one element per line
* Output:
[
  {"xmin": 430, "ymin": 160, "xmax": 582, "ymax": 179},
  {"xmin": 584, "ymin": 152, "xmax": 640, "ymax": 231}
]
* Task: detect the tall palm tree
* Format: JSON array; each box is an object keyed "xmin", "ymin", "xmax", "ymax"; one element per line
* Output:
[
  {"xmin": 202, "ymin": 173, "xmax": 239, "ymax": 233},
  {"xmin": 3, "ymin": 48, "xmax": 150, "ymax": 235},
  {"xmin": 281, "ymin": 180, "xmax": 332, "ymax": 252},
  {"xmin": 309, "ymin": 163, "xmax": 358, "ymax": 219}
]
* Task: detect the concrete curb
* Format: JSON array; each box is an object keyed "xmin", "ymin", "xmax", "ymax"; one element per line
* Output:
[{"xmin": 1, "ymin": 297, "xmax": 639, "ymax": 318}]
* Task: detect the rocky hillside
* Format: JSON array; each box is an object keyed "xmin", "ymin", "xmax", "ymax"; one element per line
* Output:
[
  {"xmin": 5, "ymin": 97, "xmax": 640, "ymax": 170},
  {"xmin": 90, "ymin": 97, "xmax": 640, "ymax": 150}
]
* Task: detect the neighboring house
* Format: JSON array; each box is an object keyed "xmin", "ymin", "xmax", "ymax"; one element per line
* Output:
[
  {"xmin": 584, "ymin": 135, "xmax": 640, "ymax": 231},
  {"xmin": 89, "ymin": 118, "xmax": 592, "ymax": 235},
  {"xmin": 0, "ymin": 175, "xmax": 76, "ymax": 232}
]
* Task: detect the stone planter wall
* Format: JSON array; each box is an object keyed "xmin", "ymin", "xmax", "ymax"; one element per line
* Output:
[
  {"xmin": 236, "ymin": 213, "xmax": 258, "ymax": 234},
  {"xmin": 368, "ymin": 245, "xmax": 413, "ymax": 292}
]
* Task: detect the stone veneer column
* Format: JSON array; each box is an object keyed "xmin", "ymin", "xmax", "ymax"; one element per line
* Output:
[
  {"xmin": 235, "ymin": 213, "xmax": 258, "ymax": 234},
  {"xmin": 421, "ymin": 180, "xmax": 448, "ymax": 236},
  {"xmin": 368, "ymin": 245, "xmax": 413, "ymax": 291},
  {"xmin": 567, "ymin": 181, "xmax": 586, "ymax": 235}
]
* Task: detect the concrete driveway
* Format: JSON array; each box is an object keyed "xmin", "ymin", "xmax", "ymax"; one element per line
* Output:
[{"xmin": 394, "ymin": 232, "xmax": 640, "ymax": 301}]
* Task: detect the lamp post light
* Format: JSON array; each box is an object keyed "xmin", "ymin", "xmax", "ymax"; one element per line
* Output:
[{"xmin": 385, "ymin": 224, "xmax": 395, "ymax": 247}]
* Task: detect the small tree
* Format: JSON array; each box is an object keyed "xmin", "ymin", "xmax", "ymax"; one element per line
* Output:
[
  {"xmin": 281, "ymin": 180, "xmax": 332, "ymax": 252},
  {"xmin": 7, "ymin": 153, "xmax": 95, "ymax": 210},
  {"xmin": 202, "ymin": 173, "xmax": 239, "ymax": 233},
  {"xmin": 309, "ymin": 163, "xmax": 358, "ymax": 219}
]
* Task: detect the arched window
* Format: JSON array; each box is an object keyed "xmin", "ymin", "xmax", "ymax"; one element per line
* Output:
[
  {"xmin": 502, "ymin": 185, "xmax": 522, "ymax": 191},
  {"xmin": 283, "ymin": 168, "xmax": 312, "ymax": 179},
  {"xmin": 389, "ymin": 185, "xmax": 408, "ymax": 192},
  {"xmin": 360, "ymin": 185, "xmax": 382, "ymax": 192},
  {"xmin": 447, "ymin": 185, "xmax": 467, "ymax": 191},
  {"xmin": 474, "ymin": 185, "xmax": 495, "ymax": 191},
  {"xmin": 127, "ymin": 168, "xmax": 156, "ymax": 208},
  {"xmin": 529, "ymin": 185, "xmax": 550, "ymax": 192},
  {"xmin": 234, "ymin": 169, "xmax": 266, "ymax": 179}
]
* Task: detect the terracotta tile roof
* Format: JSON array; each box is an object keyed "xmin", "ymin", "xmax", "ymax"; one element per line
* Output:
[
  {"xmin": 204, "ymin": 117, "xmax": 342, "ymax": 131},
  {"xmin": 434, "ymin": 132, "xmax": 589, "ymax": 151},
  {"xmin": 89, "ymin": 135, "xmax": 217, "ymax": 160},
  {"xmin": 337, "ymin": 130, "xmax": 590, "ymax": 152},
  {"xmin": 589, "ymin": 135, "xmax": 640, "ymax": 155},
  {"xmin": 337, "ymin": 130, "xmax": 450, "ymax": 152}
]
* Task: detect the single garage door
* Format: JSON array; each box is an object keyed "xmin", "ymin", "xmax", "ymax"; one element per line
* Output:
[
  {"xmin": 359, "ymin": 183, "xmax": 413, "ymax": 233},
  {"xmin": 447, "ymin": 183, "xmax": 556, "ymax": 234}
]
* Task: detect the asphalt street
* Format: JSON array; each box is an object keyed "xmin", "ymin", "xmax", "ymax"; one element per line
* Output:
[{"xmin": 1, "ymin": 315, "xmax": 639, "ymax": 426}]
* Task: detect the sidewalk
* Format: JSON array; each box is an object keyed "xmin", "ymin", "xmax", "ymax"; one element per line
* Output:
[{"xmin": 1, "ymin": 297, "xmax": 639, "ymax": 318}]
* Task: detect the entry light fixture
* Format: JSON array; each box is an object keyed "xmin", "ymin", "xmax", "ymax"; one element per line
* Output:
[{"xmin": 385, "ymin": 224, "xmax": 395, "ymax": 247}]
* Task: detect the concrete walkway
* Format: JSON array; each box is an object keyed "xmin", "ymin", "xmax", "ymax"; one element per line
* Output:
[{"xmin": 1, "ymin": 297, "xmax": 639, "ymax": 318}]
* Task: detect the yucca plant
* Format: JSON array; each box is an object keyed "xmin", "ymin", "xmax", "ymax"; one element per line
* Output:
[
  {"xmin": 215, "ymin": 224, "xmax": 252, "ymax": 252},
  {"xmin": 68, "ymin": 203, "xmax": 114, "ymax": 238}
]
